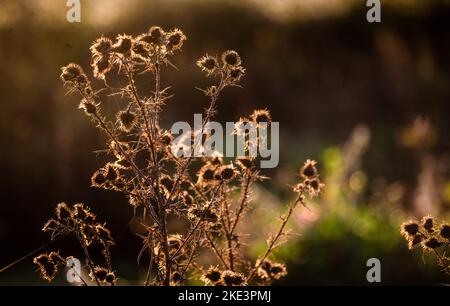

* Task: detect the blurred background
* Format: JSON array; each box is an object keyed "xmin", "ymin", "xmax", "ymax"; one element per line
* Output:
[{"xmin": 0, "ymin": 0, "xmax": 449, "ymax": 285}]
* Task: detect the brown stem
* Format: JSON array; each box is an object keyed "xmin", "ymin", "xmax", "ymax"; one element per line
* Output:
[
  {"xmin": 164, "ymin": 76, "xmax": 226, "ymax": 208},
  {"xmin": 76, "ymin": 231, "xmax": 101, "ymax": 286},
  {"xmin": 170, "ymin": 183, "xmax": 223, "ymax": 260},
  {"xmin": 160, "ymin": 210, "xmax": 171, "ymax": 286},
  {"xmin": 246, "ymin": 193, "xmax": 303, "ymax": 283},
  {"xmin": 204, "ymin": 230, "xmax": 229, "ymax": 269},
  {"xmin": 230, "ymin": 173, "xmax": 251, "ymax": 234},
  {"xmin": 180, "ymin": 232, "xmax": 202, "ymax": 281}
]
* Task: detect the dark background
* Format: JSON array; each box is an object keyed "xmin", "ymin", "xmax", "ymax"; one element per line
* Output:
[{"xmin": 0, "ymin": 0, "xmax": 449, "ymax": 284}]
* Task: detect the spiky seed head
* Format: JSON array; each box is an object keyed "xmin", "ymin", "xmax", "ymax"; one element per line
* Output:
[
  {"xmin": 421, "ymin": 216, "xmax": 434, "ymax": 233},
  {"xmin": 439, "ymin": 224, "xmax": 450, "ymax": 240},
  {"xmin": 79, "ymin": 99, "xmax": 98, "ymax": 115},
  {"xmin": 33, "ymin": 254, "xmax": 50, "ymax": 266},
  {"xmin": 221, "ymin": 270, "xmax": 245, "ymax": 286},
  {"xmin": 300, "ymin": 159, "xmax": 318, "ymax": 178},
  {"xmin": 270, "ymin": 263, "xmax": 287, "ymax": 280},
  {"xmin": 422, "ymin": 237, "xmax": 442, "ymax": 250},
  {"xmin": 250, "ymin": 109, "xmax": 272, "ymax": 125},
  {"xmin": 197, "ymin": 55, "xmax": 218, "ymax": 74},
  {"xmin": 171, "ymin": 271, "xmax": 183, "ymax": 284},
  {"xmin": 132, "ymin": 41, "xmax": 150, "ymax": 60},
  {"xmin": 221, "ymin": 50, "xmax": 241, "ymax": 67},
  {"xmin": 401, "ymin": 221, "xmax": 419, "ymax": 237},
  {"xmin": 220, "ymin": 165, "xmax": 236, "ymax": 181},
  {"xmin": 40, "ymin": 262, "xmax": 58, "ymax": 281},
  {"xmin": 115, "ymin": 158, "xmax": 132, "ymax": 169},
  {"xmin": 408, "ymin": 234, "xmax": 423, "ymax": 249},
  {"xmin": 90, "ymin": 266, "xmax": 108, "ymax": 282},
  {"xmin": 198, "ymin": 164, "xmax": 216, "ymax": 185},
  {"xmin": 105, "ymin": 272, "xmax": 116, "ymax": 284},
  {"xmin": 148, "ymin": 26, "xmax": 166, "ymax": 45},
  {"xmin": 60, "ymin": 63, "xmax": 85, "ymax": 83},
  {"xmin": 91, "ymin": 169, "xmax": 107, "ymax": 187},
  {"xmin": 92, "ymin": 56, "xmax": 112, "ymax": 79},
  {"xmin": 167, "ymin": 28, "xmax": 186, "ymax": 51},
  {"xmin": 104, "ymin": 163, "xmax": 119, "ymax": 181},
  {"xmin": 71, "ymin": 203, "xmax": 90, "ymax": 220},
  {"xmin": 117, "ymin": 110, "xmax": 137, "ymax": 132},
  {"xmin": 237, "ymin": 157, "xmax": 254, "ymax": 170},
  {"xmin": 49, "ymin": 251, "xmax": 64, "ymax": 264},
  {"xmin": 113, "ymin": 34, "xmax": 134, "ymax": 54},
  {"xmin": 149, "ymin": 26, "xmax": 164, "ymax": 39},
  {"xmin": 90, "ymin": 36, "xmax": 112, "ymax": 57},
  {"xmin": 55, "ymin": 202, "xmax": 71, "ymax": 220},
  {"xmin": 229, "ymin": 66, "xmax": 245, "ymax": 82},
  {"xmin": 307, "ymin": 177, "xmax": 323, "ymax": 196},
  {"xmin": 160, "ymin": 132, "xmax": 173, "ymax": 146}
]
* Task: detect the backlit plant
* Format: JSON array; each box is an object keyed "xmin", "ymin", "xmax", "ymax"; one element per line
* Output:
[{"xmin": 33, "ymin": 26, "xmax": 323, "ymax": 286}]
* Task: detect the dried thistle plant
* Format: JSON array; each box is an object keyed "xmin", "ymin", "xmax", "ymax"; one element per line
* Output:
[
  {"xmin": 33, "ymin": 26, "xmax": 323, "ymax": 286},
  {"xmin": 400, "ymin": 216, "xmax": 450, "ymax": 276}
]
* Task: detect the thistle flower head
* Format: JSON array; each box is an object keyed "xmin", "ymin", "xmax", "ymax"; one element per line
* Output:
[
  {"xmin": 40, "ymin": 262, "xmax": 58, "ymax": 282},
  {"xmin": 92, "ymin": 55, "xmax": 112, "ymax": 79},
  {"xmin": 401, "ymin": 221, "xmax": 419, "ymax": 237},
  {"xmin": 105, "ymin": 272, "xmax": 117, "ymax": 284},
  {"xmin": 71, "ymin": 203, "xmax": 90, "ymax": 220},
  {"xmin": 148, "ymin": 26, "xmax": 166, "ymax": 45},
  {"xmin": 117, "ymin": 110, "xmax": 137, "ymax": 132},
  {"xmin": 439, "ymin": 224, "xmax": 450, "ymax": 240},
  {"xmin": 104, "ymin": 163, "xmax": 119, "ymax": 181},
  {"xmin": 221, "ymin": 270, "xmax": 246, "ymax": 286},
  {"xmin": 197, "ymin": 163, "xmax": 217, "ymax": 186},
  {"xmin": 90, "ymin": 266, "xmax": 109, "ymax": 283},
  {"xmin": 91, "ymin": 169, "xmax": 107, "ymax": 187},
  {"xmin": 269, "ymin": 263, "xmax": 287, "ymax": 280},
  {"xmin": 197, "ymin": 55, "xmax": 218, "ymax": 75},
  {"xmin": 166, "ymin": 28, "xmax": 186, "ymax": 51},
  {"xmin": 305, "ymin": 177, "xmax": 323, "ymax": 196},
  {"xmin": 90, "ymin": 36, "xmax": 112, "ymax": 58},
  {"xmin": 221, "ymin": 50, "xmax": 241, "ymax": 67},
  {"xmin": 408, "ymin": 234, "xmax": 423, "ymax": 249},
  {"xmin": 60, "ymin": 63, "xmax": 86, "ymax": 84},
  {"xmin": 219, "ymin": 164, "xmax": 237, "ymax": 181},
  {"xmin": 202, "ymin": 266, "xmax": 222, "ymax": 285},
  {"xmin": 422, "ymin": 237, "xmax": 442, "ymax": 250},
  {"xmin": 236, "ymin": 157, "xmax": 255, "ymax": 170},
  {"xmin": 113, "ymin": 34, "xmax": 134, "ymax": 55},
  {"xmin": 48, "ymin": 251, "xmax": 65, "ymax": 265},
  {"xmin": 55, "ymin": 202, "xmax": 72, "ymax": 220},
  {"xmin": 250, "ymin": 109, "xmax": 272, "ymax": 125},
  {"xmin": 33, "ymin": 254, "xmax": 50, "ymax": 267},
  {"xmin": 229, "ymin": 66, "xmax": 245, "ymax": 83},
  {"xmin": 300, "ymin": 159, "xmax": 318, "ymax": 178},
  {"xmin": 160, "ymin": 131, "xmax": 173, "ymax": 146},
  {"xmin": 132, "ymin": 41, "xmax": 151, "ymax": 60},
  {"xmin": 421, "ymin": 216, "xmax": 434, "ymax": 233},
  {"xmin": 79, "ymin": 99, "xmax": 98, "ymax": 115}
]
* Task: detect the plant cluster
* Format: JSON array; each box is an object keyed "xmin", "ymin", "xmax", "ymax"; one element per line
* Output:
[
  {"xmin": 401, "ymin": 216, "xmax": 450, "ymax": 276},
  {"xmin": 33, "ymin": 26, "xmax": 323, "ymax": 285}
]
